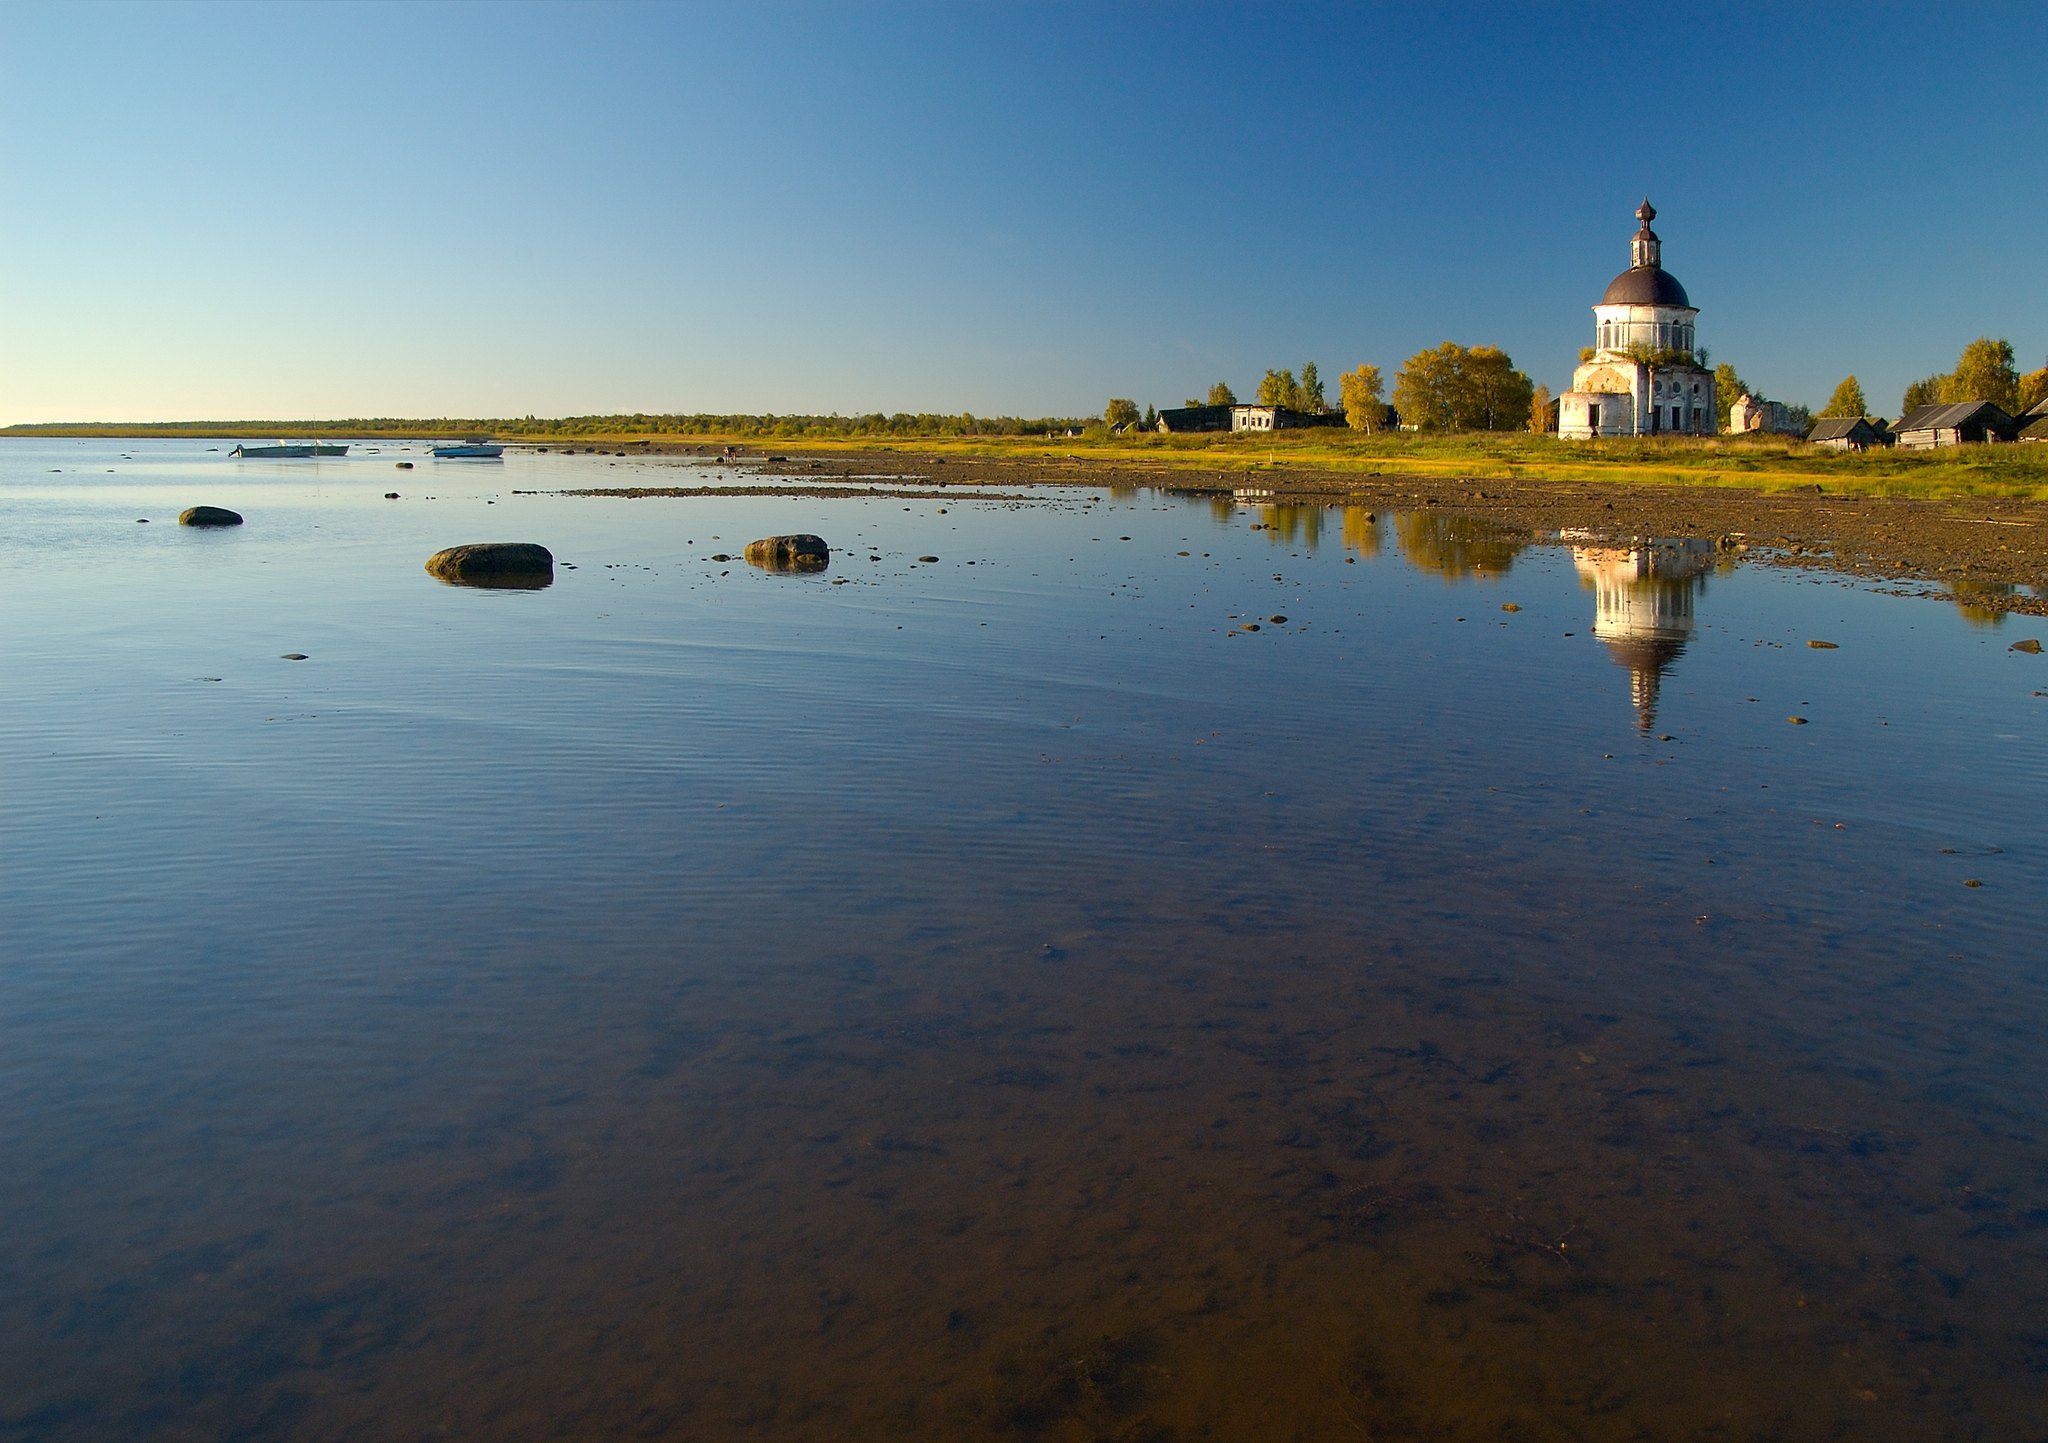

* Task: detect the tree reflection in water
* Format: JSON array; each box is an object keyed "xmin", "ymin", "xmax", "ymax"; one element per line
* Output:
[
  {"xmin": 1341, "ymin": 505, "xmax": 1382, "ymax": 559},
  {"xmin": 1570, "ymin": 537, "xmax": 1717, "ymax": 734},
  {"xmin": 1392, "ymin": 512, "xmax": 1526, "ymax": 581},
  {"xmin": 1949, "ymin": 581, "xmax": 2018, "ymax": 628}
]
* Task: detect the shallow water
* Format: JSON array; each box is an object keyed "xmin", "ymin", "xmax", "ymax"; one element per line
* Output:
[{"xmin": 3, "ymin": 439, "xmax": 2045, "ymax": 1441}]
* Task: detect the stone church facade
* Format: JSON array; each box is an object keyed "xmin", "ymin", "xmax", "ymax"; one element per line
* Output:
[{"xmin": 1558, "ymin": 201, "xmax": 1716, "ymax": 440}]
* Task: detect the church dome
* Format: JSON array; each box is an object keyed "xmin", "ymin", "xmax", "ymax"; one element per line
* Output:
[
  {"xmin": 1602, "ymin": 266, "xmax": 1690, "ymax": 307},
  {"xmin": 1600, "ymin": 198, "xmax": 1691, "ymax": 308}
]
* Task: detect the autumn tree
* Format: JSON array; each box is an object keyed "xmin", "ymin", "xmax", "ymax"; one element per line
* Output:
[
  {"xmin": 1819, "ymin": 376, "xmax": 1866, "ymax": 418},
  {"xmin": 1206, "ymin": 381, "xmax": 1237, "ymax": 406},
  {"xmin": 1340, "ymin": 364, "xmax": 1386, "ymax": 431},
  {"xmin": 1939, "ymin": 337, "xmax": 2020, "ymax": 412},
  {"xmin": 1391, "ymin": 343, "xmax": 1534, "ymax": 431},
  {"xmin": 1528, "ymin": 383, "xmax": 1555, "ymax": 433},
  {"xmin": 1104, "ymin": 398, "xmax": 1141, "ymax": 429},
  {"xmin": 2018, "ymin": 366, "xmax": 2048, "ymax": 415},
  {"xmin": 1258, "ymin": 369, "xmax": 1298, "ymax": 408},
  {"xmin": 1460, "ymin": 346, "xmax": 1536, "ymax": 431}
]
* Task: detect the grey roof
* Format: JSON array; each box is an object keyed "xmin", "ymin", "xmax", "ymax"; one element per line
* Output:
[
  {"xmin": 1895, "ymin": 400, "xmax": 2011, "ymax": 432},
  {"xmin": 1602, "ymin": 266, "xmax": 1691, "ymax": 307},
  {"xmin": 2024, "ymin": 393, "xmax": 2048, "ymax": 419},
  {"xmin": 2020, "ymin": 416, "xmax": 2048, "ymax": 441},
  {"xmin": 1807, "ymin": 417, "xmax": 1874, "ymax": 442}
]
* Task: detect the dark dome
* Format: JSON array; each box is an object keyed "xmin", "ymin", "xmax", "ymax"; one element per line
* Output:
[{"xmin": 1602, "ymin": 266, "xmax": 1691, "ymax": 307}]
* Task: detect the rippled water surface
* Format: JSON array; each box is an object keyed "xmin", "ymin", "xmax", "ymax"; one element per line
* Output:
[{"xmin": 3, "ymin": 439, "xmax": 2045, "ymax": 1441}]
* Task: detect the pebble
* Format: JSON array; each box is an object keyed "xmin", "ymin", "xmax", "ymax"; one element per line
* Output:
[
  {"xmin": 711, "ymin": 554, "xmax": 731, "ymax": 562},
  {"xmin": 1501, "ymin": 603, "xmax": 1520, "ymax": 612},
  {"xmin": 1808, "ymin": 640, "xmax": 1839, "ymax": 649},
  {"xmin": 384, "ymin": 492, "xmax": 400, "ymax": 499},
  {"xmin": 396, "ymin": 462, "xmax": 413, "ymax": 469},
  {"xmin": 918, "ymin": 555, "xmax": 939, "ymax": 563},
  {"xmin": 1964, "ymin": 879, "xmax": 1984, "ymax": 888},
  {"xmin": 1787, "ymin": 716, "xmax": 1808, "ymax": 725},
  {"xmin": 281, "ymin": 653, "xmax": 308, "ymax": 661},
  {"xmin": 136, "ymin": 518, "xmax": 149, "ymax": 523},
  {"xmin": 2012, "ymin": 639, "xmax": 2043, "ymax": 654},
  {"xmin": 1269, "ymin": 615, "xmax": 1287, "ymax": 624}
]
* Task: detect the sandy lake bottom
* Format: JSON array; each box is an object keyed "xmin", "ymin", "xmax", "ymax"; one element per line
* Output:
[{"xmin": 3, "ymin": 440, "xmax": 2045, "ymax": 1441}]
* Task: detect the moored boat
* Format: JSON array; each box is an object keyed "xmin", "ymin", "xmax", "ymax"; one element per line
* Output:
[
  {"xmin": 430, "ymin": 442, "xmax": 505, "ymax": 458},
  {"xmin": 230, "ymin": 442, "xmax": 349, "ymax": 458}
]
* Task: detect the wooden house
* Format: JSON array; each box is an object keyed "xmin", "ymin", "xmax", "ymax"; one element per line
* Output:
[
  {"xmin": 1806, "ymin": 416, "xmax": 1884, "ymax": 451},
  {"xmin": 1891, "ymin": 400, "xmax": 2016, "ymax": 449},
  {"xmin": 2019, "ymin": 396, "xmax": 2048, "ymax": 444}
]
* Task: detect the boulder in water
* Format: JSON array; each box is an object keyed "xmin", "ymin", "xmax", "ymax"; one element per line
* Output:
[
  {"xmin": 745, "ymin": 534, "xmax": 830, "ymax": 571},
  {"xmin": 425, "ymin": 542, "xmax": 554, "ymax": 589},
  {"xmin": 179, "ymin": 506, "xmax": 243, "ymax": 527}
]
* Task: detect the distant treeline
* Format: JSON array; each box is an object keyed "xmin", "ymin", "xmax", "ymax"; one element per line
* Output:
[{"xmin": 0, "ymin": 413, "xmax": 1098, "ymax": 440}]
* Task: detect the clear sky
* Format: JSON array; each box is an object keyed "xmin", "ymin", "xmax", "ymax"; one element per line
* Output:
[{"xmin": 3, "ymin": 1, "xmax": 2042, "ymax": 424}]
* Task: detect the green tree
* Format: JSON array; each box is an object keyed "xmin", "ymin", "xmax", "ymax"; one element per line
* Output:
[
  {"xmin": 1528, "ymin": 383, "xmax": 1554, "ymax": 433},
  {"xmin": 1902, "ymin": 374, "xmax": 1947, "ymax": 414},
  {"xmin": 1714, "ymin": 363, "xmax": 1751, "ymax": 427},
  {"xmin": 1104, "ymin": 398, "xmax": 1141, "ymax": 429},
  {"xmin": 1393, "ymin": 343, "xmax": 1464, "ymax": 430},
  {"xmin": 1258, "ymin": 369, "xmax": 1301, "ymax": 408},
  {"xmin": 1940, "ymin": 337, "xmax": 2020, "ymax": 412},
  {"xmin": 1460, "ymin": 345, "xmax": 1536, "ymax": 431},
  {"xmin": 1819, "ymin": 376, "xmax": 1866, "ymax": 418},
  {"xmin": 1206, "ymin": 381, "xmax": 1237, "ymax": 407},
  {"xmin": 1142, "ymin": 403, "xmax": 1157, "ymax": 430},
  {"xmin": 1391, "ymin": 343, "xmax": 1533, "ymax": 431},
  {"xmin": 1340, "ymin": 364, "xmax": 1386, "ymax": 432},
  {"xmin": 1298, "ymin": 361, "xmax": 1327, "ymax": 413}
]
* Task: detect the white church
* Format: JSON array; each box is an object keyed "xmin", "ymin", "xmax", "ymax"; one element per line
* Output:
[{"xmin": 1558, "ymin": 200, "xmax": 1716, "ymax": 439}]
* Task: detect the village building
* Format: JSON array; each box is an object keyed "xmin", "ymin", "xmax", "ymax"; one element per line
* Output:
[
  {"xmin": 1892, "ymin": 400, "xmax": 2017, "ymax": 449},
  {"xmin": 2018, "ymin": 395, "xmax": 2048, "ymax": 444},
  {"xmin": 1727, "ymin": 394, "xmax": 1806, "ymax": 435},
  {"xmin": 1154, "ymin": 404, "xmax": 1233, "ymax": 434},
  {"xmin": 1558, "ymin": 201, "xmax": 1716, "ymax": 440},
  {"xmin": 1228, "ymin": 405, "xmax": 1344, "ymax": 433},
  {"xmin": 1806, "ymin": 416, "xmax": 1885, "ymax": 451}
]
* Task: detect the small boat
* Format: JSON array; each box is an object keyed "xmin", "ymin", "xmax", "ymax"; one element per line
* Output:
[
  {"xmin": 430, "ymin": 441, "xmax": 505, "ymax": 459},
  {"xmin": 231, "ymin": 442, "xmax": 349, "ymax": 458}
]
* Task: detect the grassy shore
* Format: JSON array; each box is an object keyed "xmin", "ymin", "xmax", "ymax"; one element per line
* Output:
[{"xmin": 7, "ymin": 421, "xmax": 2046, "ymax": 501}]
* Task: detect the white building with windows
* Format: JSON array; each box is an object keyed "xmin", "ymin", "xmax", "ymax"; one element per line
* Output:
[{"xmin": 1558, "ymin": 200, "xmax": 1716, "ymax": 440}]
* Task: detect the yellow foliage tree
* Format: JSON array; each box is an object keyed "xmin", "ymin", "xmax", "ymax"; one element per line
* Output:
[{"xmin": 1340, "ymin": 364, "xmax": 1385, "ymax": 431}]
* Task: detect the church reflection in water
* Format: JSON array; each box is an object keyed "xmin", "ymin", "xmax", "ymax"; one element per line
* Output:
[{"xmin": 1569, "ymin": 536, "xmax": 1717, "ymax": 733}]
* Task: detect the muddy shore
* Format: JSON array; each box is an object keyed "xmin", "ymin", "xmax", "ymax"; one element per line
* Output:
[{"xmin": 557, "ymin": 445, "xmax": 2048, "ymax": 616}]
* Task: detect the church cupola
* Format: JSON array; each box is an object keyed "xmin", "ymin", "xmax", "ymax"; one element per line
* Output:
[{"xmin": 1630, "ymin": 198, "xmax": 1661, "ymax": 270}]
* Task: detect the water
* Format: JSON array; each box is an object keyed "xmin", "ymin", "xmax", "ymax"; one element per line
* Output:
[{"xmin": 3, "ymin": 439, "xmax": 2044, "ymax": 1440}]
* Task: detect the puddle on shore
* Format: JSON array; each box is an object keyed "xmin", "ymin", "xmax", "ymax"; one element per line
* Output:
[{"xmin": 3, "ymin": 440, "xmax": 2045, "ymax": 1440}]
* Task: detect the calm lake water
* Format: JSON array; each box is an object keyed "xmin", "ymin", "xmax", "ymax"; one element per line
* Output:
[{"xmin": 3, "ymin": 439, "xmax": 2045, "ymax": 1441}]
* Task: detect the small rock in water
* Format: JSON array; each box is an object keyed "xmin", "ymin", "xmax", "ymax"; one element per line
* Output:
[
  {"xmin": 744, "ymin": 534, "xmax": 831, "ymax": 571},
  {"xmin": 1501, "ymin": 603, "xmax": 1521, "ymax": 612},
  {"xmin": 424, "ymin": 542, "xmax": 554, "ymax": 589},
  {"xmin": 1269, "ymin": 615, "xmax": 1287, "ymax": 624},
  {"xmin": 384, "ymin": 492, "xmax": 400, "ymax": 499},
  {"xmin": 711, "ymin": 554, "xmax": 731, "ymax": 562},
  {"xmin": 396, "ymin": 461, "xmax": 413, "ymax": 469},
  {"xmin": 1177, "ymin": 551, "xmax": 1189, "ymax": 556},
  {"xmin": 281, "ymin": 653, "xmax": 308, "ymax": 661},
  {"xmin": 136, "ymin": 518, "xmax": 149, "ymax": 523},
  {"xmin": 917, "ymin": 555, "xmax": 939, "ymax": 564},
  {"xmin": 2011, "ymin": 638, "xmax": 2043, "ymax": 654},
  {"xmin": 1964, "ymin": 879, "xmax": 1984, "ymax": 888},
  {"xmin": 178, "ymin": 505, "xmax": 243, "ymax": 527},
  {"xmin": 1807, "ymin": 640, "xmax": 1839, "ymax": 649},
  {"xmin": 1242, "ymin": 623, "xmax": 1261, "ymax": 632},
  {"xmin": 1787, "ymin": 716, "xmax": 1808, "ymax": 725}
]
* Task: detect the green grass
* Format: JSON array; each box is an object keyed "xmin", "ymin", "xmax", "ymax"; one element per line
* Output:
[{"xmin": 7, "ymin": 419, "xmax": 2044, "ymax": 501}]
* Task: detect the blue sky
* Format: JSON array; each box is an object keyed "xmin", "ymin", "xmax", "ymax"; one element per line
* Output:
[{"xmin": 2, "ymin": 1, "xmax": 2042, "ymax": 423}]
